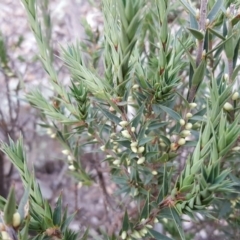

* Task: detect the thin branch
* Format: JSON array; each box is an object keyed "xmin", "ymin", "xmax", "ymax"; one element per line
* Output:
[{"xmin": 196, "ymin": 0, "xmax": 208, "ymax": 67}]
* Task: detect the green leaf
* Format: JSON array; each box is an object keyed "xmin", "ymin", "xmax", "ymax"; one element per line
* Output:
[
  {"xmin": 122, "ymin": 210, "xmax": 130, "ymax": 231},
  {"xmin": 21, "ymin": 215, "xmax": 30, "ymax": 239},
  {"xmin": 4, "ymin": 185, "xmax": 16, "ymax": 225},
  {"xmin": 208, "ymin": 28, "xmax": 225, "ymax": 40},
  {"xmin": 191, "ymin": 160, "xmax": 203, "ymax": 174},
  {"xmin": 170, "ymin": 207, "xmax": 186, "ymax": 240},
  {"xmin": 206, "ymin": 34, "xmax": 234, "ymax": 56},
  {"xmin": 61, "ymin": 210, "xmax": 78, "ymax": 232},
  {"xmin": 189, "ymin": 11, "xmax": 198, "ymax": 30},
  {"xmin": 138, "ymin": 137, "xmax": 154, "ymax": 146},
  {"xmin": 53, "ymin": 194, "xmax": 62, "ymax": 226},
  {"xmin": 207, "ymin": 0, "xmax": 223, "ymax": 22},
  {"xmin": 188, "ymin": 28, "xmax": 204, "ymax": 40},
  {"xmin": 0, "ymin": 195, "xmax": 6, "ymax": 211},
  {"xmin": 159, "ymin": 105, "xmax": 181, "ymax": 121},
  {"xmin": 225, "ymin": 34, "xmax": 234, "ymax": 59},
  {"xmin": 131, "ymin": 104, "xmax": 145, "ymax": 129},
  {"xmin": 218, "ymin": 200, "xmax": 231, "ymax": 218},
  {"xmin": 81, "ymin": 228, "xmax": 89, "ymax": 240},
  {"xmin": 147, "ymin": 121, "xmax": 168, "ymax": 131},
  {"xmin": 18, "ymin": 188, "xmax": 29, "ymax": 221},
  {"xmin": 163, "ymin": 164, "xmax": 169, "ymax": 196},
  {"xmin": 179, "ymin": 0, "xmax": 196, "ymax": 16},
  {"xmin": 140, "ymin": 192, "xmax": 150, "ymax": 219},
  {"xmin": 97, "ymin": 104, "xmax": 121, "ymax": 125},
  {"xmin": 232, "ymin": 62, "xmax": 240, "ymax": 82},
  {"xmin": 179, "ymin": 184, "xmax": 193, "ymax": 192},
  {"xmin": 191, "ymin": 60, "xmax": 206, "ymax": 87},
  {"xmin": 231, "ymin": 14, "xmax": 240, "ymax": 26},
  {"xmin": 148, "ymin": 229, "xmax": 174, "ymax": 240},
  {"xmin": 178, "ymin": 38, "xmax": 196, "ymax": 69}
]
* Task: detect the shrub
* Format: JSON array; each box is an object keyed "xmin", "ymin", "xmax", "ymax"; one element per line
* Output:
[{"xmin": 1, "ymin": 0, "xmax": 240, "ymax": 239}]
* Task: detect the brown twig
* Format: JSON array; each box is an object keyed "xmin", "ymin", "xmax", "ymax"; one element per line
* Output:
[
  {"xmin": 188, "ymin": 0, "xmax": 208, "ymax": 103},
  {"xmin": 196, "ymin": 0, "xmax": 208, "ymax": 67}
]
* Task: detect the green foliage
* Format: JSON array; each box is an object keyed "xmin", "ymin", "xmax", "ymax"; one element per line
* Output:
[{"xmin": 1, "ymin": 0, "xmax": 240, "ymax": 239}]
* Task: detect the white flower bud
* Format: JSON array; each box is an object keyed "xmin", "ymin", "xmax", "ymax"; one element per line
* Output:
[
  {"xmin": 139, "ymin": 228, "xmax": 147, "ymax": 237},
  {"xmin": 130, "ymin": 141, "xmax": 138, "ymax": 147},
  {"xmin": 131, "ymin": 146, "xmax": 138, "ymax": 153},
  {"xmin": 127, "ymin": 96, "xmax": 134, "ymax": 103},
  {"xmin": 226, "ymin": 7, "xmax": 230, "ymax": 17},
  {"xmin": 179, "ymin": 119, "xmax": 185, "ymax": 126},
  {"xmin": 196, "ymin": 39, "xmax": 199, "ymax": 47},
  {"xmin": 132, "ymin": 84, "xmax": 139, "ymax": 90},
  {"xmin": 181, "ymin": 130, "xmax": 191, "ymax": 137},
  {"xmin": 159, "ymin": 142, "xmax": 166, "ymax": 147},
  {"xmin": 62, "ymin": 149, "xmax": 69, "ymax": 155},
  {"xmin": 185, "ymin": 123, "xmax": 193, "ymax": 130},
  {"xmin": 46, "ymin": 128, "xmax": 53, "ymax": 135},
  {"xmin": 68, "ymin": 155, "xmax": 73, "ymax": 162},
  {"xmin": 110, "ymin": 133, "xmax": 116, "ymax": 138},
  {"xmin": 205, "ymin": 18, "xmax": 210, "ymax": 26},
  {"xmin": 137, "ymin": 146, "xmax": 145, "ymax": 153},
  {"xmin": 232, "ymin": 146, "xmax": 240, "ymax": 151},
  {"xmin": 186, "ymin": 113, "xmax": 193, "ymax": 118},
  {"xmin": 152, "ymin": 170, "xmax": 158, "ymax": 175},
  {"xmin": 223, "ymin": 102, "xmax": 234, "ymax": 111},
  {"xmin": 163, "ymin": 218, "xmax": 168, "ymax": 223},
  {"xmin": 12, "ymin": 212, "xmax": 21, "ymax": 228},
  {"xmin": 131, "ymin": 127, "xmax": 136, "ymax": 132},
  {"xmin": 100, "ymin": 145, "xmax": 106, "ymax": 151},
  {"xmin": 1, "ymin": 231, "xmax": 11, "ymax": 240},
  {"xmin": 113, "ymin": 159, "xmax": 121, "ymax": 165},
  {"xmin": 170, "ymin": 143, "xmax": 178, "ymax": 151},
  {"xmin": 189, "ymin": 102, "xmax": 197, "ymax": 109},
  {"xmin": 232, "ymin": 92, "xmax": 239, "ymax": 100},
  {"xmin": 106, "ymin": 155, "xmax": 112, "ymax": 158},
  {"xmin": 117, "ymin": 148, "xmax": 122, "ymax": 153},
  {"xmin": 133, "ymin": 189, "xmax": 139, "ymax": 196},
  {"xmin": 24, "ymin": 201, "xmax": 29, "ymax": 218},
  {"xmin": 193, "ymin": 122, "xmax": 201, "ymax": 128},
  {"xmin": 202, "ymin": 49, "xmax": 206, "ymax": 58},
  {"xmin": 154, "ymin": 218, "xmax": 159, "ymax": 223},
  {"xmin": 196, "ymin": 9, "xmax": 200, "ymax": 20},
  {"xmin": 68, "ymin": 165, "xmax": 75, "ymax": 171},
  {"xmin": 131, "ymin": 230, "xmax": 141, "ymax": 239},
  {"xmin": 50, "ymin": 133, "xmax": 56, "ymax": 138},
  {"xmin": 178, "ymin": 138, "xmax": 186, "ymax": 146},
  {"xmin": 109, "ymin": 106, "xmax": 115, "ymax": 112},
  {"xmin": 121, "ymin": 130, "xmax": 131, "ymax": 139},
  {"xmin": 137, "ymin": 157, "xmax": 145, "ymax": 164},
  {"xmin": 145, "ymin": 224, "xmax": 153, "ymax": 229},
  {"xmin": 141, "ymin": 227, "xmax": 148, "ymax": 235},
  {"xmin": 224, "ymin": 73, "xmax": 229, "ymax": 81},
  {"xmin": 121, "ymin": 231, "xmax": 127, "ymax": 239},
  {"xmin": 119, "ymin": 121, "xmax": 129, "ymax": 127},
  {"xmin": 126, "ymin": 158, "xmax": 130, "ymax": 165}
]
